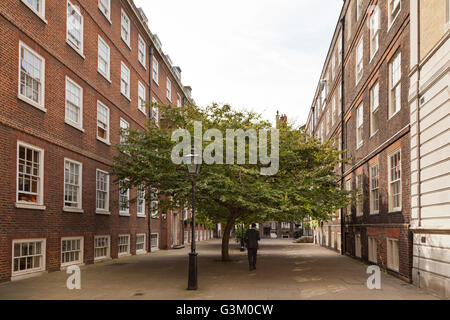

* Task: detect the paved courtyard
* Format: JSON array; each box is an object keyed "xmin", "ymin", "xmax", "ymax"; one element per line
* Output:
[{"xmin": 0, "ymin": 239, "xmax": 438, "ymax": 300}]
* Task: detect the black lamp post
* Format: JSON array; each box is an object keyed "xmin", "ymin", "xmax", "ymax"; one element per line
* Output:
[{"xmin": 184, "ymin": 148, "xmax": 201, "ymax": 290}]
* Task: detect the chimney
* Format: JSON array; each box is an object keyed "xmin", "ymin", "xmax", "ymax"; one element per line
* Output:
[
  {"xmin": 153, "ymin": 34, "xmax": 162, "ymax": 49},
  {"xmin": 138, "ymin": 7, "xmax": 148, "ymax": 25},
  {"xmin": 173, "ymin": 66, "xmax": 182, "ymax": 80},
  {"xmin": 183, "ymin": 86, "xmax": 192, "ymax": 98},
  {"xmin": 165, "ymin": 54, "xmax": 173, "ymax": 66}
]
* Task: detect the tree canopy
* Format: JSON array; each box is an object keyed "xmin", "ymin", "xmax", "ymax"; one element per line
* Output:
[{"xmin": 111, "ymin": 103, "xmax": 350, "ymax": 260}]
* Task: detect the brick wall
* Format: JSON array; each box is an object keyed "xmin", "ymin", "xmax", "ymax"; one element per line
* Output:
[{"xmin": 0, "ymin": 0, "xmax": 190, "ymax": 282}]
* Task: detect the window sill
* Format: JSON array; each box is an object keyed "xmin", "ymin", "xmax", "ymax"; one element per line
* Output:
[
  {"xmin": 66, "ymin": 40, "xmax": 85, "ymax": 59},
  {"xmin": 119, "ymin": 212, "xmax": 130, "ymax": 217},
  {"xmin": 152, "ymin": 79, "xmax": 159, "ymax": 87},
  {"xmin": 388, "ymin": 110, "xmax": 400, "ymax": 121},
  {"xmin": 98, "ymin": 70, "xmax": 111, "ymax": 83},
  {"xmin": 137, "ymin": 214, "xmax": 146, "ymax": 219},
  {"xmin": 96, "ymin": 209, "xmax": 111, "ymax": 215},
  {"xmin": 17, "ymin": 94, "xmax": 47, "ymax": 113},
  {"xmin": 97, "ymin": 137, "xmax": 111, "ymax": 146},
  {"xmin": 11, "ymin": 270, "xmax": 47, "ymax": 281},
  {"xmin": 118, "ymin": 253, "xmax": 131, "ymax": 258},
  {"xmin": 15, "ymin": 202, "xmax": 46, "ymax": 210},
  {"xmin": 136, "ymin": 250, "xmax": 147, "ymax": 255},
  {"xmin": 60, "ymin": 262, "xmax": 84, "ymax": 270},
  {"xmin": 65, "ymin": 120, "xmax": 84, "ymax": 133},
  {"xmin": 139, "ymin": 61, "xmax": 147, "ymax": 70},
  {"xmin": 121, "ymin": 92, "xmax": 131, "ymax": 102},
  {"xmin": 63, "ymin": 207, "xmax": 84, "ymax": 214},
  {"xmin": 356, "ymin": 144, "xmax": 363, "ymax": 151},
  {"xmin": 388, "ymin": 209, "xmax": 402, "ymax": 214},
  {"xmin": 370, "ymin": 212, "xmax": 380, "ymax": 215},
  {"xmin": 138, "ymin": 108, "xmax": 147, "ymax": 116},
  {"xmin": 122, "ymin": 38, "xmax": 132, "ymax": 51},
  {"xmin": 21, "ymin": 0, "xmax": 48, "ymax": 24},
  {"xmin": 98, "ymin": 8, "xmax": 112, "ymax": 24},
  {"xmin": 370, "ymin": 130, "xmax": 379, "ymax": 139},
  {"xmin": 94, "ymin": 257, "xmax": 112, "ymax": 264}
]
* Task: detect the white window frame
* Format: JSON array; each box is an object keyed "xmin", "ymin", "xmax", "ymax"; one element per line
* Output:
[
  {"xmin": 387, "ymin": 237, "xmax": 399, "ymax": 271},
  {"xmin": 16, "ymin": 141, "xmax": 45, "ymax": 208},
  {"xmin": 21, "ymin": 0, "xmax": 47, "ymax": 23},
  {"xmin": 356, "ymin": 103, "xmax": 363, "ymax": 148},
  {"xmin": 369, "ymin": 6, "xmax": 380, "ymax": 60},
  {"xmin": 447, "ymin": 0, "xmax": 450, "ymax": 30},
  {"xmin": 61, "ymin": 237, "xmax": 83, "ymax": 267},
  {"xmin": 65, "ymin": 76, "xmax": 83, "ymax": 131},
  {"xmin": 356, "ymin": 174, "xmax": 363, "ymax": 216},
  {"xmin": 368, "ymin": 236, "xmax": 377, "ymax": 263},
  {"xmin": 18, "ymin": 41, "xmax": 46, "ymax": 112},
  {"xmin": 331, "ymin": 94, "xmax": 336, "ymax": 126},
  {"xmin": 63, "ymin": 158, "xmax": 83, "ymax": 212},
  {"xmin": 177, "ymin": 93, "xmax": 182, "ymax": 108},
  {"xmin": 151, "ymin": 188, "xmax": 159, "ymax": 218},
  {"xmin": 66, "ymin": 0, "xmax": 84, "ymax": 57},
  {"xmin": 389, "ymin": 52, "xmax": 402, "ymax": 119},
  {"xmin": 121, "ymin": 8, "xmax": 131, "ymax": 48},
  {"xmin": 138, "ymin": 81, "xmax": 146, "ymax": 115},
  {"xmin": 12, "ymin": 238, "xmax": 46, "ymax": 277},
  {"xmin": 370, "ymin": 82, "xmax": 379, "ymax": 136},
  {"xmin": 96, "ymin": 169, "xmax": 110, "ymax": 214},
  {"xmin": 151, "ymin": 233, "xmax": 159, "ymax": 250},
  {"xmin": 97, "ymin": 35, "xmax": 110, "ymax": 81},
  {"xmin": 152, "ymin": 57, "xmax": 159, "ymax": 84},
  {"xmin": 137, "ymin": 185, "xmax": 146, "ymax": 217},
  {"xmin": 388, "ymin": 0, "xmax": 401, "ymax": 30},
  {"xmin": 136, "ymin": 233, "xmax": 146, "ymax": 254},
  {"xmin": 356, "ymin": 38, "xmax": 363, "ymax": 84},
  {"xmin": 166, "ymin": 77, "xmax": 172, "ymax": 101},
  {"xmin": 346, "ymin": 179, "xmax": 352, "ymax": 215},
  {"xmin": 151, "ymin": 97, "xmax": 159, "ymax": 127},
  {"xmin": 388, "ymin": 149, "xmax": 402, "ymax": 212},
  {"xmin": 119, "ymin": 180, "xmax": 130, "ymax": 216},
  {"xmin": 94, "ymin": 235, "xmax": 110, "ymax": 261},
  {"xmin": 370, "ymin": 163, "xmax": 379, "ymax": 214},
  {"xmin": 98, "ymin": 0, "xmax": 111, "ymax": 21},
  {"xmin": 119, "ymin": 118, "xmax": 129, "ymax": 145},
  {"xmin": 118, "ymin": 234, "xmax": 130, "ymax": 256},
  {"xmin": 97, "ymin": 101, "xmax": 110, "ymax": 144},
  {"xmin": 121, "ymin": 62, "xmax": 131, "ymax": 100},
  {"xmin": 138, "ymin": 34, "xmax": 146, "ymax": 68}
]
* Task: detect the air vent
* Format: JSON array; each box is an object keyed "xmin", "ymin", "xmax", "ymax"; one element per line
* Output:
[{"xmin": 420, "ymin": 96, "xmax": 425, "ymax": 105}]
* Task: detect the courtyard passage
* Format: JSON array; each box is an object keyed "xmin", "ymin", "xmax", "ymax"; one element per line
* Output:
[{"xmin": 0, "ymin": 239, "xmax": 438, "ymax": 300}]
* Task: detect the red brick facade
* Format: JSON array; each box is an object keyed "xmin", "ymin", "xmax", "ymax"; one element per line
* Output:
[
  {"xmin": 306, "ymin": 0, "xmax": 412, "ymax": 281},
  {"xmin": 0, "ymin": 0, "xmax": 198, "ymax": 282}
]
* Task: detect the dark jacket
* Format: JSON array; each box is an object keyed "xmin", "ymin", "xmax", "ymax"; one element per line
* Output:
[{"xmin": 244, "ymin": 229, "xmax": 260, "ymax": 249}]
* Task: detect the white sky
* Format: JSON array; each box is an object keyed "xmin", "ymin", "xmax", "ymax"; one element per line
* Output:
[{"xmin": 134, "ymin": 0, "xmax": 343, "ymax": 126}]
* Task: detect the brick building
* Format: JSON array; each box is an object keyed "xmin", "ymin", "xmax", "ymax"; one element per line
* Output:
[
  {"xmin": 305, "ymin": 0, "xmax": 413, "ymax": 281},
  {"xmin": 0, "ymin": 0, "xmax": 199, "ymax": 282}
]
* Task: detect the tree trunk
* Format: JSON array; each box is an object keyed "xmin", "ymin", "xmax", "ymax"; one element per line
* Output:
[{"xmin": 221, "ymin": 213, "xmax": 238, "ymax": 261}]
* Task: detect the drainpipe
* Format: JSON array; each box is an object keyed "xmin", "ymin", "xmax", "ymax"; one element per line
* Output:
[
  {"xmin": 148, "ymin": 45, "xmax": 154, "ymax": 253},
  {"xmin": 416, "ymin": 0, "xmax": 422, "ymax": 228},
  {"xmin": 340, "ymin": 15, "xmax": 346, "ymax": 256}
]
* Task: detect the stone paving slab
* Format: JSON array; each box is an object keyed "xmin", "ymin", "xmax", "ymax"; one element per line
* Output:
[{"xmin": 0, "ymin": 239, "xmax": 439, "ymax": 300}]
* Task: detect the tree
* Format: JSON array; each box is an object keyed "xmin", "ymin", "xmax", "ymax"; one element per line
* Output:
[{"xmin": 111, "ymin": 102, "xmax": 350, "ymax": 261}]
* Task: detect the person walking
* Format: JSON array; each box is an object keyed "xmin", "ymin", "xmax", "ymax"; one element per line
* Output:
[{"xmin": 244, "ymin": 223, "xmax": 260, "ymax": 271}]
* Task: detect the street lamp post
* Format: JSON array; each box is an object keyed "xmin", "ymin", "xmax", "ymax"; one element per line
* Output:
[{"xmin": 184, "ymin": 148, "xmax": 201, "ymax": 290}]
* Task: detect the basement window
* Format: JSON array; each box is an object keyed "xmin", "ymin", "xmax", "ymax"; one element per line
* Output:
[{"xmin": 387, "ymin": 238, "xmax": 399, "ymax": 271}]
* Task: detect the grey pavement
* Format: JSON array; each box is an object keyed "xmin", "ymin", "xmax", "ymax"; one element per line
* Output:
[{"xmin": 0, "ymin": 239, "xmax": 439, "ymax": 300}]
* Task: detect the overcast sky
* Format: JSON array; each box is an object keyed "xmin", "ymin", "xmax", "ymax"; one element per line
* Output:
[{"xmin": 134, "ymin": 0, "xmax": 343, "ymax": 126}]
